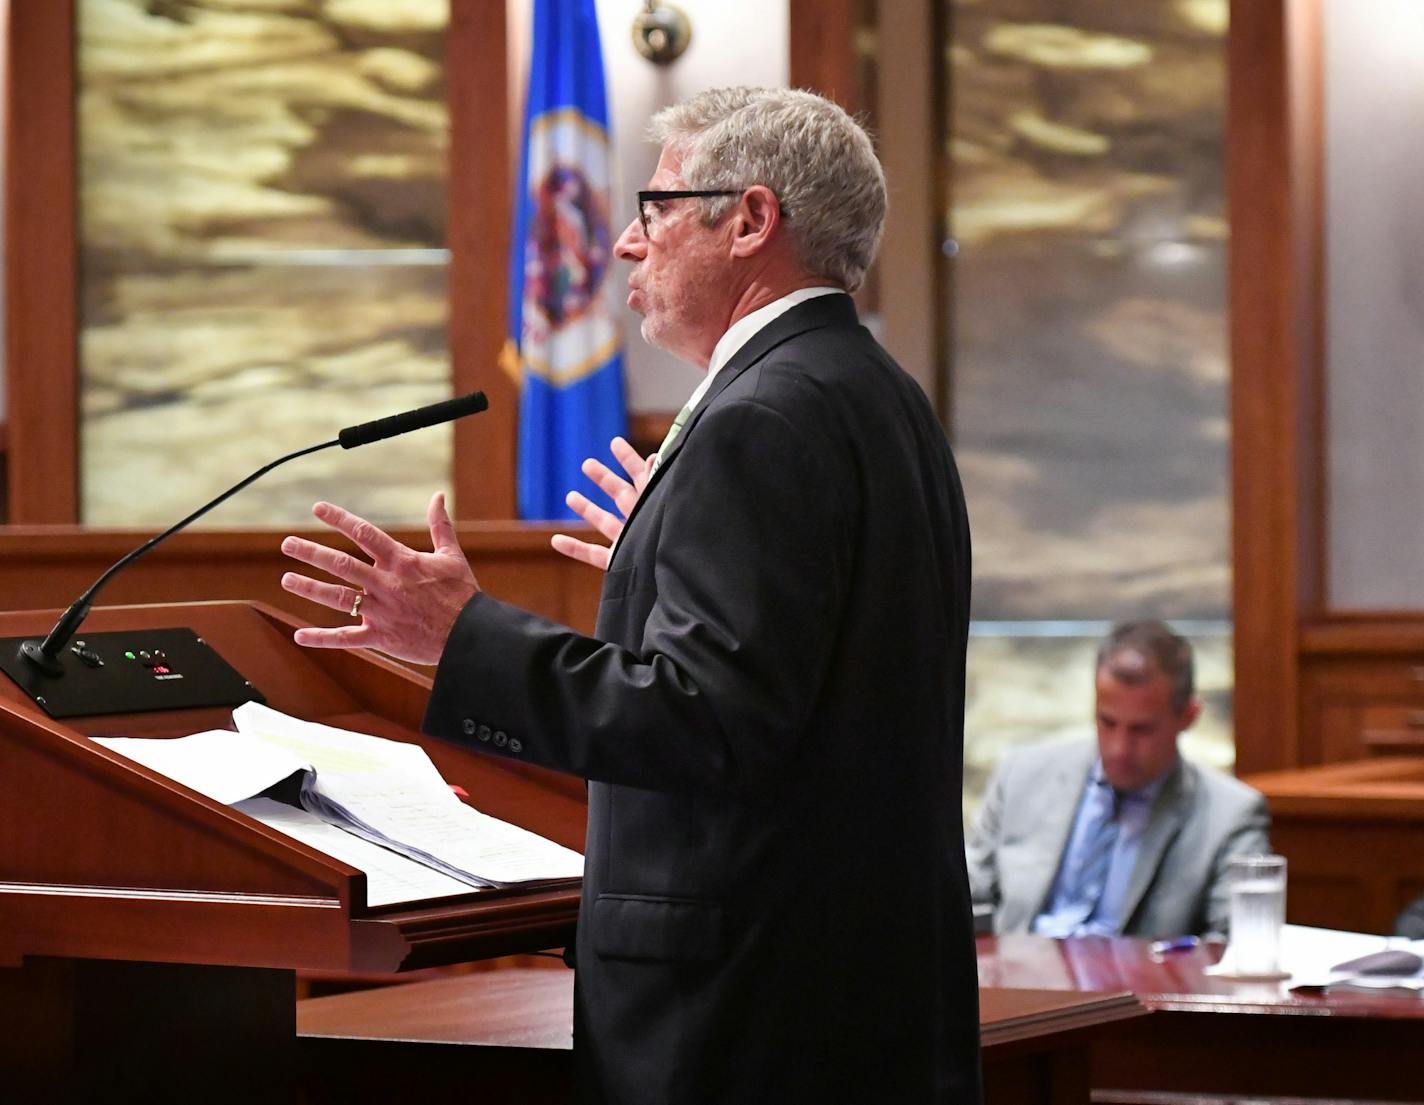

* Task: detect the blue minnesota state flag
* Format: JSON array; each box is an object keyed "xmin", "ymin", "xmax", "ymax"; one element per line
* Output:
[{"xmin": 509, "ymin": 0, "xmax": 628, "ymax": 520}]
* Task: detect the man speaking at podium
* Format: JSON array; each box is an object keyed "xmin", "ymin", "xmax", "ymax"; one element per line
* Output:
[{"xmin": 281, "ymin": 87, "xmax": 980, "ymax": 1105}]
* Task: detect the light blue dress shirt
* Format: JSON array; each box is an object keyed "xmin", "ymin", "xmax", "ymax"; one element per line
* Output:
[{"xmin": 1031, "ymin": 758, "xmax": 1170, "ymax": 937}]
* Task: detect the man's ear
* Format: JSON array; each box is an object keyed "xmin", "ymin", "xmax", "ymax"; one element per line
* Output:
[
  {"xmin": 1178, "ymin": 696, "xmax": 1203, "ymax": 732},
  {"xmin": 729, "ymin": 185, "xmax": 782, "ymax": 258}
]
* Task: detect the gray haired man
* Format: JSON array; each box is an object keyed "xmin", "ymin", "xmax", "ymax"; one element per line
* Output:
[{"xmin": 282, "ymin": 87, "xmax": 981, "ymax": 1105}]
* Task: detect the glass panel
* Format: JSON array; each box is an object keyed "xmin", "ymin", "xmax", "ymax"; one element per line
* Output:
[
  {"xmin": 77, "ymin": 0, "xmax": 451, "ymax": 526},
  {"xmin": 952, "ymin": 237, "xmax": 1228, "ymax": 620},
  {"xmin": 940, "ymin": 0, "xmax": 1233, "ymax": 801},
  {"xmin": 1324, "ymin": 1, "xmax": 1424, "ymax": 610}
]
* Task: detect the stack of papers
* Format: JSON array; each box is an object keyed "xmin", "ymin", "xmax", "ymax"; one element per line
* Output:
[{"xmin": 95, "ymin": 702, "xmax": 583, "ymax": 908}]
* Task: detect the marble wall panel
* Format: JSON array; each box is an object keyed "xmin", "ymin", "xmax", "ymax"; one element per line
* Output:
[
  {"xmin": 953, "ymin": 238, "xmax": 1228, "ymax": 619},
  {"xmin": 949, "ymin": 0, "xmax": 1226, "ymax": 249},
  {"xmin": 945, "ymin": 0, "xmax": 1229, "ymax": 620},
  {"xmin": 77, "ymin": 0, "xmax": 451, "ymax": 526},
  {"xmin": 80, "ymin": 262, "xmax": 450, "ymax": 526}
]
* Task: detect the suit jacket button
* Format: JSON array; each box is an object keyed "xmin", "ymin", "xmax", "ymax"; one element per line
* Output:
[
  {"xmin": 493, "ymin": 730, "xmax": 509, "ymax": 748},
  {"xmin": 461, "ymin": 718, "xmax": 476, "ymax": 736},
  {"xmin": 477, "ymin": 724, "xmax": 492, "ymax": 742},
  {"xmin": 508, "ymin": 737, "xmax": 523, "ymax": 754}
]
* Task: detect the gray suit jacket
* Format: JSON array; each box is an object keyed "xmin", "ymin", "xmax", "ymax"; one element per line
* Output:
[{"xmin": 965, "ymin": 739, "xmax": 1270, "ymax": 938}]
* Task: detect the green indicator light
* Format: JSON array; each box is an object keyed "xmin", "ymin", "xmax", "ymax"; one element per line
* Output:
[{"xmin": 125, "ymin": 651, "xmax": 136, "ymax": 660}]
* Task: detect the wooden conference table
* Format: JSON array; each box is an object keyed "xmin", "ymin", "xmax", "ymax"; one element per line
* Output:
[
  {"xmin": 298, "ymin": 934, "xmax": 1424, "ymax": 1104},
  {"xmin": 978, "ymin": 932, "xmax": 1424, "ymax": 1103}
]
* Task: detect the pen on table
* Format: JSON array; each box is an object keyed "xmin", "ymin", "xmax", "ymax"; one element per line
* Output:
[{"xmin": 1150, "ymin": 936, "xmax": 1201, "ymax": 955}]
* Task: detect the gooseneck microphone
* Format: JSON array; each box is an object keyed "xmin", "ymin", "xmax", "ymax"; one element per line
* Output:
[
  {"xmin": 338, "ymin": 390, "xmax": 489, "ymax": 449},
  {"xmin": 18, "ymin": 390, "xmax": 489, "ymax": 676}
]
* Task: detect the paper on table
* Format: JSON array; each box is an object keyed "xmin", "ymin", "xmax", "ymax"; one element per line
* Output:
[
  {"xmin": 1281, "ymin": 924, "xmax": 1415, "ymax": 974},
  {"xmin": 1208, "ymin": 924, "xmax": 1424, "ymax": 991},
  {"xmin": 235, "ymin": 797, "xmax": 475, "ymax": 908},
  {"xmin": 95, "ymin": 730, "xmax": 308, "ymax": 805},
  {"xmin": 233, "ymin": 702, "xmax": 584, "ymax": 887}
]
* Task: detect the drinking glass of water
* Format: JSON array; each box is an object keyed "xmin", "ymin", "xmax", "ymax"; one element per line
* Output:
[{"xmin": 1228, "ymin": 853, "xmax": 1288, "ymax": 976}]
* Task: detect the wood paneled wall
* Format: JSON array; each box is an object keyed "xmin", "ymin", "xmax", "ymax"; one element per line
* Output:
[
  {"xmin": 788, "ymin": 0, "xmax": 858, "ymax": 108},
  {"xmin": 0, "ymin": 525, "xmax": 603, "ymax": 642},
  {"xmin": 1244, "ymin": 757, "xmax": 1424, "ymax": 932},
  {"xmin": 447, "ymin": 0, "xmax": 516, "ymax": 519},
  {"xmin": 4, "ymin": 1, "xmax": 78, "ymax": 523}
]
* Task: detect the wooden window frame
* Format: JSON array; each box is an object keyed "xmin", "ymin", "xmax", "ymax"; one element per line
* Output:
[{"xmin": 1227, "ymin": 0, "xmax": 1328, "ymax": 772}]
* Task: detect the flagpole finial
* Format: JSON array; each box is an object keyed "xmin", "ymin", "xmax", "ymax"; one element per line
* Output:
[{"xmin": 632, "ymin": 3, "xmax": 691, "ymax": 66}]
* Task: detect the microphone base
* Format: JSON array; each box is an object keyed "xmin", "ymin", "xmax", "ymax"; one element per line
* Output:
[
  {"xmin": 19, "ymin": 639, "xmax": 64, "ymax": 677},
  {"xmin": 0, "ymin": 627, "xmax": 264, "ymax": 719}
]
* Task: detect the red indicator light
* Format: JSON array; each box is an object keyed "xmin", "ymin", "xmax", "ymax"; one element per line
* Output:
[{"xmin": 153, "ymin": 665, "xmax": 171, "ymax": 674}]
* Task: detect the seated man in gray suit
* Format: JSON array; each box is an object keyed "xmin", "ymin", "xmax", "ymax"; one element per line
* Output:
[{"xmin": 966, "ymin": 620, "xmax": 1270, "ymax": 938}]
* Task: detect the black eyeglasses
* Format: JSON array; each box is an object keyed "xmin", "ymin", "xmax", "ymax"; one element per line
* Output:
[{"xmin": 636, "ymin": 189, "xmax": 741, "ymax": 235}]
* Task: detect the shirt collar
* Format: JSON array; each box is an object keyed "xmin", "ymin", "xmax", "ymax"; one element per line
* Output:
[
  {"xmin": 674, "ymin": 286, "xmax": 842, "ymax": 423},
  {"xmin": 707, "ymin": 285, "xmax": 842, "ymax": 379}
]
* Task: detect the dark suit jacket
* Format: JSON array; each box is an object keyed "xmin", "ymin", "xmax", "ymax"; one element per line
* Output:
[{"xmin": 424, "ymin": 294, "xmax": 980, "ymax": 1105}]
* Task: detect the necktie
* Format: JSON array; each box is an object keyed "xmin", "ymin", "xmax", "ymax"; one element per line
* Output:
[
  {"xmin": 1071, "ymin": 783, "xmax": 1120, "ymax": 925},
  {"xmin": 648, "ymin": 399, "xmax": 695, "ymax": 475},
  {"xmin": 609, "ymin": 398, "xmax": 696, "ymax": 558}
]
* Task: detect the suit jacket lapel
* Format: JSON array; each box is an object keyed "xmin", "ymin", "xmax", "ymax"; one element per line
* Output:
[
  {"xmin": 1121, "ymin": 758, "xmax": 1193, "ymax": 926},
  {"xmin": 609, "ymin": 294, "xmax": 857, "ymax": 569},
  {"xmin": 653, "ymin": 292, "xmax": 856, "ymax": 476},
  {"xmin": 1022, "ymin": 743, "xmax": 1097, "ymax": 917}
]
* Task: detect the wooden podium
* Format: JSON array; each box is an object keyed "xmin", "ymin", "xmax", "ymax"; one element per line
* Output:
[{"xmin": 0, "ymin": 601, "xmax": 587, "ymax": 1104}]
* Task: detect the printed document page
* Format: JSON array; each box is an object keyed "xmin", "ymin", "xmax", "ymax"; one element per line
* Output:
[
  {"xmin": 94, "ymin": 730, "xmax": 307, "ymax": 805},
  {"xmin": 235, "ymin": 797, "xmax": 475, "ymax": 908},
  {"xmin": 97, "ymin": 705, "xmax": 583, "ymax": 895},
  {"xmin": 233, "ymin": 702, "xmax": 584, "ymax": 886},
  {"xmin": 1279, "ymin": 924, "xmax": 1424, "ymax": 991}
]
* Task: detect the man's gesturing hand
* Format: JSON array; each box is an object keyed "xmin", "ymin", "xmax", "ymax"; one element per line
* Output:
[
  {"xmin": 280, "ymin": 492, "xmax": 478, "ymax": 665},
  {"xmin": 551, "ymin": 436, "xmax": 654, "ymax": 571}
]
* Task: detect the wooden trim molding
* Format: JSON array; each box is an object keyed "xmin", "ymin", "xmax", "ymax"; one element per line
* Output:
[
  {"xmin": 447, "ymin": 1, "xmax": 516, "ymax": 519},
  {"xmin": 873, "ymin": 0, "xmax": 945, "ymax": 409},
  {"xmin": 0, "ymin": 525, "xmax": 603, "ymax": 640},
  {"xmin": 788, "ymin": 0, "xmax": 858, "ymax": 108},
  {"xmin": 4, "ymin": 0, "xmax": 78, "ymax": 524},
  {"xmin": 625, "ymin": 411, "xmax": 675, "ymax": 461},
  {"xmin": 1299, "ymin": 617, "xmax": 1424, "ymax": 657},
  {"xmin": 1227, "ymin": 0, "xmax": 1326, "ymax": 773}
]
